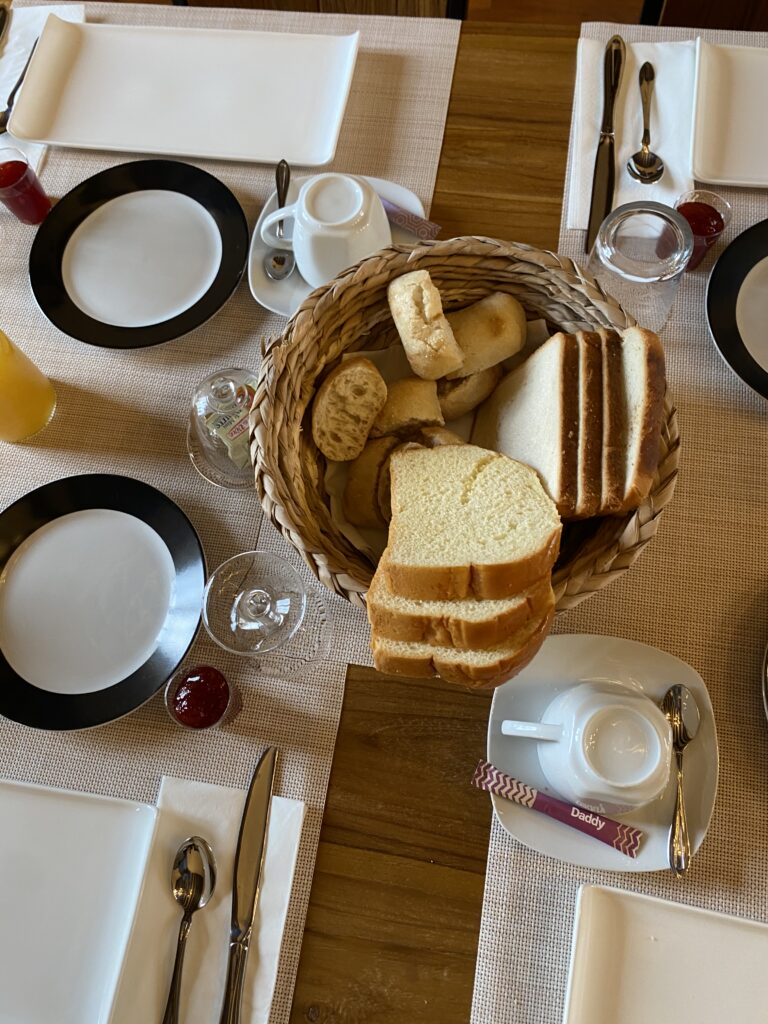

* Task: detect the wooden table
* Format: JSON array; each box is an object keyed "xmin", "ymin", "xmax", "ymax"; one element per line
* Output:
[{"xmin": 290, "ymin": 22, "xmax": 580, "ymax": 1024}]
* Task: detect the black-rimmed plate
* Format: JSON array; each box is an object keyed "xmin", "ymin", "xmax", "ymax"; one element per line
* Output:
[
  {"xmin": 30, "ymin": 160, "xmax": 249, "ymax": 348},
  {"xmin": 707, "ymin": 218, "xmax": 768, "ymax": 400},
  {"xmin": 0, "ymin": 474, "xmax": 205, "ymax": 730}
]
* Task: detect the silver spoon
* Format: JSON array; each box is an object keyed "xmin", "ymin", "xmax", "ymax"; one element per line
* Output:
[
  {"xmin": 263, "ymin": 159, "xmax": 295, "ymax": 282},
  {"xmin": 661, "ymin": 685, "xmax": 701, "ymax": 877},
  {"xmin": 627, "ymin": 62, "xmax": 665, "ymax": 184},
  {"xmin": 161, "ymin": 836, "xmax": 217, "ymax": 1024}
]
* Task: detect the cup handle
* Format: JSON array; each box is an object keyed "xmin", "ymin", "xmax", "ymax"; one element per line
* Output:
[
  {"xmin": 501, "ymin": 720, "xmax": 562, "ymax": 742},
  {"xmin": 260, "ymin": 203, "xmax": 297, "ymax": 250}
]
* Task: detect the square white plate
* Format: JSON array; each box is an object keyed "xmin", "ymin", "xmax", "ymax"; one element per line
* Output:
[
  {"xmin": 564, "ymin": 885, "xmax": 768, "ymax": 1023},
  {"xmin": 692, "ymin": 39, "xmax": 768, "ymax": 186},
  {"xmin": 10, "ymin": 16, "xmax": 359, "ymax": 166},
  {"xmin": 0, "ymin": 780, "xmax": 156, "ymax": 1024}
]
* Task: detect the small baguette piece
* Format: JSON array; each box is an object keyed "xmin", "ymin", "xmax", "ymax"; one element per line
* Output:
[
  {"xmin": 369, "ymin": 377, "xmax": 444, "ymax": 437},
  {"xmin": 371, "ymin": 596, "xmax": 554, "ymax": 689},
  {"xmin": 343, "ymin": 436, "xmax": 401, "ymax": 528},
  {"xmin": 311, "ymin": 356, "xmax": 387, "ymax": 461},
  {"xmin": 387, "ymin": 270, "xmax": 464, "ymax": 379},
  {"xmin": 384, "ymin": 445, "xmax": 561, "ymax": 601},
  {"xmin": 437, "ymin": 365, "xmax": 503, "ymax": 421},
  {"xmin": 368, "ymin": 562, "xmax": 553, "ymax": 648},
  {"xmin": 445, "ymin": 292, "xmax": 527, "ymax": 379},
  {"xmin": 616, "ymin": 326, "xmax": 666, "ymax": 513},
  {"xmin": 471, "ymin": 332, "xmax": 580, "ymax": 517},
  {"xmin": 575, "ymin": 331, "xmax": 604, "ymax": 519}
]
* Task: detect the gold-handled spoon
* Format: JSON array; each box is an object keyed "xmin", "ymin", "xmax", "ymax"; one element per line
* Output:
[
  {"xmin": 161, "ymin": 836, "xmax": 217, "ymax": 1024},
  {"xmin": 661, "ymin": 685, "xmax": 701, "ymax": 877},
  {"xmin": 627, "ymin": 62, "xmax": 665, "ymax": 184},
  {"xmin": 263, "ymin": 160, "xmax": 296, "ymax": 282}
]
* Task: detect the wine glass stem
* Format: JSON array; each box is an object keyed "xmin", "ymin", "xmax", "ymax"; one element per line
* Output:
[{"xmin": 234, "ymin": 588, "xmax": 284, "ymax": 634}]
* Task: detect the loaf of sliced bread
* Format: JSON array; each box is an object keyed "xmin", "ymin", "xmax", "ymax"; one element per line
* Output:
[
  {"xmin": 368, "ymin": 561, "xmax": 553, "ymax": 648},
  {"xmin": 471, "ymin": 331, "xmax": 579, "ymax": 517},
  {"xmin": 311, "ymin": 356, "xmax": 387, "ymax": 462},
  {"xmin": 384, "ymin": 445, "xmax": 561, "ymax": 601},
  {"xmin": 616, "ymin": 326, "xmax": 666, "ymax": 513},
  {"xmin": 371, "ymin": 595, "xmax": 554, "ymax": 688},
  {"xmin": 387, "ymin": 270, "xmax": 465, "ymax": 379},
  {"xmin": 575, "ymin": 331, "xmax": 604, "ymax": 519}
]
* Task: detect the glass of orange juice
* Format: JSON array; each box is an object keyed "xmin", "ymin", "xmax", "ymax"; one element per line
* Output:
[{"xmin": 0, "ymin": 331, "xmax": 56, "ymax": 442}]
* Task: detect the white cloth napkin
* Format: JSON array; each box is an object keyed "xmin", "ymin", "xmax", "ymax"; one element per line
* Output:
[
  {"xmin": 109, "ymin": 776, "xmax": 305, "ymax": 1024},
  {"xmin": 0, "ymin": 4, "xmax": 85, "ymax": 172},
  {"xmin": 566, "ymin": 37, "xmax": 697, "ymax": 231}
]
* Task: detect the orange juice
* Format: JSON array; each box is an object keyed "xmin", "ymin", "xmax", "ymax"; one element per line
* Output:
[{"xmin": 0, "ymin": 331, "xmax": 56, "ymax": 442}]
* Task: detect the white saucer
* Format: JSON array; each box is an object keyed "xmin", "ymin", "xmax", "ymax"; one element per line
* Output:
[
  {"xmin": 487, "ymin": 634, "xmax": 719, "ymax": 872},
  {"xmin": 248, "ymin": 175, "xmax": 426, "ymax": 318}
]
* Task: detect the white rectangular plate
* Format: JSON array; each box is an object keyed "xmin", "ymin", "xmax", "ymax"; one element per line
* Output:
[
  {"xmin": 0, "ymin": 780, "xmax": 156, "ymax": 1024},
  {"xmin": 692, "ymin": 39, "xmax": 768, "ymax": 186},
  {"xmin": 10, "ymin": 16, "xmax": 359, "ymax": 166},
  {"xmin": 564, "ymin": 885, "xmax": 768, "ymax": 1023}
]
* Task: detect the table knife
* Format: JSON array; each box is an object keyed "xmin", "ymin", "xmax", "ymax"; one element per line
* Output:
[
  {"xmin": 585, "ymin": 35, "xmax": 626, "ymax": 254},
  {"xmin": 218, "ymin": 746, "xmax": 278, "ymax": 1024}
]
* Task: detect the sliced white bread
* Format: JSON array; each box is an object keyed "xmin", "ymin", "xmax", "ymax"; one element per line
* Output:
[
  {"xmin": 598, "ymin": 328, "xmax": 626, "ymax": 514},
  {"xmin": 371, "ymin": 594, "xmax": 555, "ymax": 689},
  {"xmin": 471, "ymin": 331, "xmax": 579, "ymax": 517},
  {"xmin": 383, "ymin": 445, "xmax": 561, "ymax": 601},
  {"xmin": 575, "ymin": 330, "xmax": 604, "ymax": 519},
  {"xmin": 367, "ymin": 562, "xmax": 553, "ymax": 649},
  {"xmin": 616, "ymin": 326, "xmax": 666, "ymax": 513}
]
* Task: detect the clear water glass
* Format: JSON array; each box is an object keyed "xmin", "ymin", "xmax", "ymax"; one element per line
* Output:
[{"xmin": 587, "ymin": 201, "xmax": 694, "ymax": 332}]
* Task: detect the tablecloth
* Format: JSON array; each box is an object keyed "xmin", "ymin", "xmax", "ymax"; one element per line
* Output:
[
  {"xmin": 472, "ymin": 21, "xmax": 768, "ymax": 1024},
  {"xmin": 1, "ymin": 4, "xmax": 460, "ymax": 1021}
]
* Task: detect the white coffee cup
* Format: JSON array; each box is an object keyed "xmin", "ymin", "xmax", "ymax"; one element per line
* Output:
[
  {"xmin": 501, "ymin": 682, "xmax": 672, "ymax": 814},
  {"xmin": 260, "ymin": 173, "xmax": 392, "ymax": 289}
]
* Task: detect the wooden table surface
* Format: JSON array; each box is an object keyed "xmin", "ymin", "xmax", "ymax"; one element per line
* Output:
[{"xmin": 289, "ymin": 21, "xmax": 580, "ymax": 1024}]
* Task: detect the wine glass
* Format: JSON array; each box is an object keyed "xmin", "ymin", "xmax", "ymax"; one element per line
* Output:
[
  {"xmin": 202, "ymin": 550, "xmax": 332, "ymax": 677},
  {"xmin": 187, "ymin": 368, "xmax": 259, "ymax": 489}
]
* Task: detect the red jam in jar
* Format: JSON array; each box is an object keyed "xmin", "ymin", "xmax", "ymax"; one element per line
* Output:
[
  {"xmin": 676, "ymin": 201, "xmax": 726, "ymax": 270},
  {"xmin": 167, "ymin": 666, "xmax": 231, "ymax": 729},
  {"xmin": 0, "ymin": 159, "xmax": 52, "ymax": 225}
]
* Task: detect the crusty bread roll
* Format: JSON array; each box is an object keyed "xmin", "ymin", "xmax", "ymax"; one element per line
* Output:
[
  {"xmin": 414, "ymin": 426, "xmax": 466, "ymax": 447},
  {"xmin": 387, "ymin": 270, "xmax": 464, "ymax": 379},
  {"xmin": 445, "ymin": 292, "xmax": 527, "ymax": 379},
  {"xmin": 437, "ymin": 364, "xmax": 503, "ymax": 420},
  {"xmin": 342, "ymin": 436, "xmax": 401, "ymax": 528},
  {"xmin": 369, "ymin": 377, "xmax": 444, "ymax": 437},
  {"xmin": 312, "ymin": 357, "xmax": 387, "ymax": 461}
]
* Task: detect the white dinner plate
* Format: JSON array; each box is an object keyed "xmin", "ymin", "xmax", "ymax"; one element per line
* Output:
[
  {"xmin": 248, "ymin": 175, "xmax": 425, "ymax": 318},
  {"xmin": 0, "ymin": 780, "xmax": 156, "ymax": 1024},
  {"xmin": 564, "ymin": 886, "xmax": 768, "ymax": 1023},
  {"xmin": 487, "ymin": 635, "xmax": 718, "ymax": 872},
  {"xmin": 691, "ymin": 39, "xmax": 768, "ymax": 187},
  {"xmin": 10, "ymin": 16, "xmax": 359, "ymax": 166}
]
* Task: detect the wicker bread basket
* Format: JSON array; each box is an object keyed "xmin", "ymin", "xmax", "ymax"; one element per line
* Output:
[{"xmin": 249, "ymin": 237, "xmax": 679, "ymax": 612}]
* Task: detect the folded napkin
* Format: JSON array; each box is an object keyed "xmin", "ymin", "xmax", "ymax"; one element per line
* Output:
[
  {"xmin": 110, "ymin": 776, "xmax": 305, "ymax": 1024},
  {"xmin": 0, "ymin": 4, "xmax": 85, "ymax": 172},
  {"xmin": 566, "ymin": 37, "xmax": 697, "ymax": 231}
]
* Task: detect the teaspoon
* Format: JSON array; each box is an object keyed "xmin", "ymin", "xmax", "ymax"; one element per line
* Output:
[
  {"xmin": 161, "ymin": 836, "xmax": 217, "ymax": 1024},
  {"xmin": 263, "ymin": 159, "xmax": 295, "ymax": 282},
  {"xmin": 626, "ymin": 62, "xmax": 665, "ymax": 184},
  {"xmin": 661, "ymin": 684, "xmax": 701, "ymax": 877}
]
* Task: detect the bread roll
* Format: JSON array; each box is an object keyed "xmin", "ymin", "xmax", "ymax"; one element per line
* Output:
[
  {"xmin": 445, "ymin": 292, "xmax": 527, "ymax": 379},
  {"xmin": 369, "ymin": 377, "xmax": 444, "ymax": 437},
  {"xmin": 312, "ymin": 357, "xmax": 387, "ymax": 461},
  {"xmin": 437, "ymin": 365, "xmax": 503, "ymax": 420},
  {"xmin": 414, "ymin": 426, "xmax": 465, "ymax": 447},
  {"xmin": 342, "ymin": 436, "xmax": 400, "ymax": 528},
  {"xmin": 387, "ymin": 270, "xmax": 464, "ymax": 379}
]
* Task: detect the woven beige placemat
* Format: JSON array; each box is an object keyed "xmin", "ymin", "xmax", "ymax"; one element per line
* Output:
[
  {"xmin": 472, "ymin": 22, "xmax": 768, "ymax": 1024},
  {"xmin": 2, "ymin": 4, "xmax": 459, "ymax": 1020}
]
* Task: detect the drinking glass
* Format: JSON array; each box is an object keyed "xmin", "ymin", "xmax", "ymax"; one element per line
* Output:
[
  {"xmin": 0, "ymin": 147, "xmax": 51, "ymax": 225},
  {"xmin": 202, "ymin": 550, "xmax": 331, "ymax": 678},
  {"xmin": 587, "ymin": 201, "xmax": 693, "ymax": 333},
  {"xmin": 674, "ymin": 190, "xmax": 732, "ymax": 271},
  {"xmin": 187, "ymin": 368, "xmax": 258, "ymax": 489},
  {"xmin": 0, "ymin": 331, "xmax": 56, "ymax": 442}
]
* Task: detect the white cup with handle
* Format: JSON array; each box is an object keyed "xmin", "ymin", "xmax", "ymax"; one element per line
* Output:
[
  {"xmin": 260, "ymin": 173, "xmax": 392, "ymax": 289},
  {"xmin": 501, "ymin": 682, "xmax": 672, "ymax": 814}
]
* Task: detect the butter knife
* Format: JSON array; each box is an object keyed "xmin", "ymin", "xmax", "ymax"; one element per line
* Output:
[
  {"xmin": 585, "ymin": 35, "xmax": 626, "ymax": 254},
  {"xmin": 218, "ymin": 746, "xmax": 279, "ymax": 1024}
]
